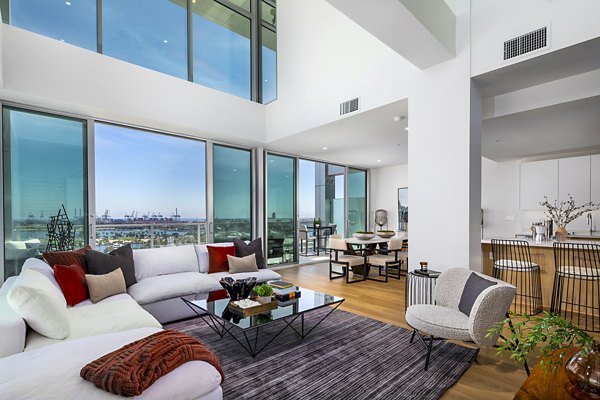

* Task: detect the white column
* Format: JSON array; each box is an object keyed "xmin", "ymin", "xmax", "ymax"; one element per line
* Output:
[{"xmin": 408, "ymin": 4, "xmax": 482, "ymax": 272}]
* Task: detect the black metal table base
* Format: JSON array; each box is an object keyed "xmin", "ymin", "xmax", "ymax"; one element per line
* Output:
[{"xmin": 185, "ymin": 300, "xmax": 344, "ymax": 358}]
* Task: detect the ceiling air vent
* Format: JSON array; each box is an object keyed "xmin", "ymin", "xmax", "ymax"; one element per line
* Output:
[
  {"xmin": 340, "ymin": 97, "xmax": 359, "ymax": 116},
  {"xmin": 504, "ymin": 27, "xmax": 548, "ymax": 60}
]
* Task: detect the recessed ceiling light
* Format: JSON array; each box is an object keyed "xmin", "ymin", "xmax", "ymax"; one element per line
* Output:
[
  {"xmin": 377, "ymin": 160, "xmax": 382, "ymax": 163},
  {"xmin": 393, "ymin": 116, "xmax": 401, "ymax": 122},
  {"xmin": 322, "ymin": 147, "xmax": 328, "ymax": 150},
  {"xmin": 163, "ymin": 39, "xmax": 169, "ymax": 44},
  {"xmin": 65, "ymin": 1, "xmax": 71, "ymax": 5},
  {"xmin": 405, "ymin": 127, "xmax": 409, "ymax": 131}
]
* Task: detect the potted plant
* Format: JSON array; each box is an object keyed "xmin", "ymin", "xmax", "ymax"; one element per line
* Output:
[
  {"xmin": 254, "ymin": 284, "xmax": 273, "ymax": 304},
  {"xmin": 313, "ymin": 218, "xmax": 321, "ymax": 228},
  {"xmin": 488, "ymin": 312, "xmax": 599, "ymax": 397},
  {"xmin": 540, "ymin": 195, "xmax": 599, "ymax": 241}
]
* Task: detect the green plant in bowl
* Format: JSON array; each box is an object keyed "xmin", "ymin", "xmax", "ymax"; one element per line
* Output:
[
  {"xmin": 355, "ymin": 231, "xmax": 374, "ymax": 234},
  {"xmin": 254, "ymin": 284, "xmax": 274, "ymax": 304},
  {"xmin": 254, "ymin": 284, "xmax": 273, "ymax": 297}
]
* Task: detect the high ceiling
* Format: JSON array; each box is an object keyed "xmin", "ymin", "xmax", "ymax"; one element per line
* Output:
[{"xmin": 265, "ymin": 99, "xmax": 408, "ymax": 169}]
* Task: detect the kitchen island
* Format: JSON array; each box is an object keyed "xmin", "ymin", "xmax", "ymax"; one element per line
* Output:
[{"xmin": 481, "ymin": 238, "xmax": 600, "ymax": 311}]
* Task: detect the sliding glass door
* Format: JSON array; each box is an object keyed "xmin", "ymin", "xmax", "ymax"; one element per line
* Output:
[
  {"xmin": 265, "ymin": 153, "xmax": 296, "ymax": 265},
  {"xmin": 2, "ymin": 107, "xmax": 87, "ymax": 278},
  {"xmin": 348, "ymin": 168, "xmax": 367, "ymax": 235},
  {"xmin": 212, "ymin": 144, "xmax": 252, "ymax": 242}
]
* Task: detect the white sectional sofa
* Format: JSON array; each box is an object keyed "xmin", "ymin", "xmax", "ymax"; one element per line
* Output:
[
  {"xmin": 129, "ymin": 243, "xmax": 281, "ymax": 323},
  {"xmin": 0, "ymin": 242, "xmax": 281, "ymax": 399}
]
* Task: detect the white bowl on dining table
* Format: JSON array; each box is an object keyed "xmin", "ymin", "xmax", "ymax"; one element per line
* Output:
[{"xmin": 353, "ymin": 232, "xmax": 376, "ymax": 240}]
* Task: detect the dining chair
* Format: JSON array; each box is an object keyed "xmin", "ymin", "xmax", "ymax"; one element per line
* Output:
[
  {"xmin": 329, "ymin": 237, "xmax": 366, "ymax": 284},
  {"xmin": 298, "ymin": 224, "xmax": 317, "ymax": 256},
  {"xmin": 367, "ymin": 237, "xmax": 405, "ymax": 282}
]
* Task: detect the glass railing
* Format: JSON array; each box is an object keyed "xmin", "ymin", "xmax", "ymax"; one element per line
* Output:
[{"xmin": 95, "ymin": 222, "xmax": 207, "ymax": 253}]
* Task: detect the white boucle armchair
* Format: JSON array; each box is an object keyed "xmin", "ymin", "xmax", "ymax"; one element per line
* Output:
[{"xmin": 405, "ymin": 268, "xmax": 516, "ymax": 370}]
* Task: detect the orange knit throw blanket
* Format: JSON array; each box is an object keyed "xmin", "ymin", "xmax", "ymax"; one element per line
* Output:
[{"xmin": 80, "ymin": 330, "xmax": 224, "ymax": 397}]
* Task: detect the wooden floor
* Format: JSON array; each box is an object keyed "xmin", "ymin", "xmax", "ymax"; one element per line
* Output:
[{"xmin": 278, "ymin": 262, "xmax": 528, "ymax": 400}]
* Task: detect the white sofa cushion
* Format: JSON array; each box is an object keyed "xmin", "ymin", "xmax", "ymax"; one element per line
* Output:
[
  {"xmin": 25, "ymin": 295, "xmax": 161, "ymax": 352},
  {"xmin": 1, "ymin": 327, "xmax": 223, "ymax": 400},
  {"xmin": 0, "ymin": 277, "xmax": 27, "ymax": 357},
  {"xmin": 133, "ymin": 245, "xmax": 200, "ymax": 281},
  {"xmin": 128, "ymin": 272, "xmax": 222, "ymax": 305},
  {"xmin": 194, "ymin": 243, "xmax": 235, "ymax": 274},
  {"xmin": 7, "ymin": 268, "xmax": 70, "ymax": 340},
  {"xmin": 209, "ymin": 269, "xmax": 282, "ymax": 283},
  {"xmin": 21, "ymin": 257, "xmax": 63, "ymax": 293}
]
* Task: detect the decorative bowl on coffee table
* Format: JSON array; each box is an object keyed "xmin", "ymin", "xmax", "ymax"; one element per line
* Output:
[{"xmin": 219, "ymin": 277, "xmax": 257, "ymax": 300}]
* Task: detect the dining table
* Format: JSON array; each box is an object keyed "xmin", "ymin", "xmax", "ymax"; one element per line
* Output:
[{"xmin": 306, "ymin": 225, "xmax": 334, "ymax": 256}]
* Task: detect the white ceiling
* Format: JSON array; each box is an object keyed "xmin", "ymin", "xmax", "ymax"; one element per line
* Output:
[
  {"xmin": 265, "ymin": 99, "xmax": 409, "ymax": 169},
  {"xmin": 473, "ymin": 37, "xmax": 600, "ymax": 97},
  {"xmin": 482, "ymin": 95, "xmax": 600, "ymax": 161}
]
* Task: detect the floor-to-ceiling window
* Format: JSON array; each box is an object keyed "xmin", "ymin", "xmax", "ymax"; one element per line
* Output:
[
  {"xmin": 348, "ymin": 168, "xmax": 367, "ymax": 235},
  {"xmin": 212, "ymin": 144, "xmax": 252, "ymax": 242},
  {"xmin": 298, "ymin": 160, "xmax": 345, "ymax": 236},
  {"xmin": 266, "ymin": 153, "xmax": 295, "ymax": 265},
  {"xmin": 1, "ymin": 0, "xmax": 276, "ymax": 103},
  {"xmin": 2, "ymin": 107, "xmax": 87, "ymax": 278},
  {"xmin": 94, "ymin": 123, "xmax": 207, "ymax": 252}
]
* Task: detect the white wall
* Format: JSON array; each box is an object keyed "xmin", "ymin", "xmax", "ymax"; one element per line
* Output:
[
  {"xmin": 482, "ymin": 157, "xmax": 600, "ymax": 238},
  {"xmin": 1, "ymin": 26, "xmax": 266, "ymax": 145},
  {"xmin": 471, "ymin": 0, "xmax": 600, "ymax": 76},
  {"xmin": 370, "ymin": 164, "xmax": 408, "ymax": 231},
  {"xmin": 408, "ymin": 0, "xmax": 483, "ymax": 272},
  {"xmin": 266, "ymin": 0, "xmax": 414, "ymax": 142}
]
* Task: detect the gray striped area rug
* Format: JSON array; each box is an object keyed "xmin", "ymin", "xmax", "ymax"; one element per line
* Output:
[{"xmin": 167, "ymin": 308, "xmax": 478, "ymax": 400}]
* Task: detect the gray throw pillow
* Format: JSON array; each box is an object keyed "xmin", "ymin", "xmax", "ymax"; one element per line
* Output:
[
  {"xmin": 458, "ymin": 273, "xmax": 497, "ymax": 316},
  {"xmin": 234, "ymin": 238, "xmax": 265, "ymax": 269},
  {"xmin": 84, "ymin": 244, "xmax": 136, "ymax": 287}
]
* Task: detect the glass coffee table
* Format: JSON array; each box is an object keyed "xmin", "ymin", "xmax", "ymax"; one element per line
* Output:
[{"xmin": 181, "ymin": 286, "xmax": 344, "ymax": 357}]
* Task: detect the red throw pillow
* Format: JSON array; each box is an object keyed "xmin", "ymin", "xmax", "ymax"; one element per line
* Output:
[
  {"xmin": 53, "ymin": 263, "xmax": 89, "ymax": 306},
  {"xmin": 207, "ymin": 245, "xmax": 235, "ymax": 274},
  {"xmin": 43, "ymin": 246, "xmax": 91, "ymax": 273}
]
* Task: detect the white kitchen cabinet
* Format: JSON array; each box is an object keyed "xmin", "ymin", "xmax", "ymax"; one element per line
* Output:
[
  {"xmin": 592, "ymin": 155, "xmax": 600, "ymax": 204},
  {"xmin": 559, "ymin": 156, "xmax": 591, "ymax": 204},
  {"xmin": 520, "ymin": 159, "xmax": 558, "ymax": 209}
]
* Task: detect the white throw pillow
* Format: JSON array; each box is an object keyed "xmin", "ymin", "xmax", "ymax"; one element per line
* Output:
[{"xmin": 7, "ymin": 268, "xmax": 70, "ymax": 339}]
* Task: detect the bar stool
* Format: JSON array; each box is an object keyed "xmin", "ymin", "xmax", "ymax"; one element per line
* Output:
[
  {"xmin": 491, "ymin": 239, "xmax": 543, "ymax": 315},
  {"xmin": 552, "ymin": 243, "xmax": 600, "ymax": 332}
]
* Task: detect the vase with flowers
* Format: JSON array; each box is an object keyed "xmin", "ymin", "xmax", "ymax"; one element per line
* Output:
[{"xmin": 540, "ymin": 195, "xmax": 600, "ymax": 242}]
